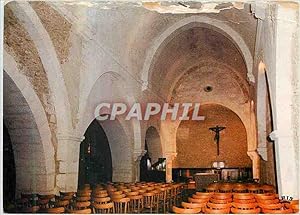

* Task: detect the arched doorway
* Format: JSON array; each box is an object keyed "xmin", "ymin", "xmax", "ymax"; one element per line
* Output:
[
  {"xmin": 140, "ymin": 126, "xmax": 165, "ymax": 182},
  {"xmin": 78, "ymin": 119, "xmax": 112, "ymax": 188},
  {"xmin": 3, "ymin": 123, "xmax": 16, "ymax": 211}
]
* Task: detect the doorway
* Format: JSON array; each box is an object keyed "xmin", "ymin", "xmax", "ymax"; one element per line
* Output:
[
  {"xmin": 78, "ymin": 119, "xmax": 112, "ymax": 188},
  {"xmin": 3, "ymin": 123, "xmax": 16, "ymax": 211}
]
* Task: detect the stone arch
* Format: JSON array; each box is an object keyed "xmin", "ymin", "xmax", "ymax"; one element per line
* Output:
[
  {"xmin": 166, "ymin": 60, "xmax": 250, "ymax": 103},
  {"xmin": 141, "ymin": 15, "xmax": 254, "ymax": 91},
  {"xmin": 145, "ymin": 126, "xmax": 162, "ymax": 164},
  {"xmin": 9, "ymin": 2, "xmax": 72, "ymax": 134},
  {"xmin": 3, "ymin": 51, "xmax": 55, "ymax": 196},
  {"xmin": 76, "ymin": 71, "xmax": 142, "ymax": 182}
]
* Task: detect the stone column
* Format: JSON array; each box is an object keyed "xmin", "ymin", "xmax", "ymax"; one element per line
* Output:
[
  {"xmin": 165, "ymin": 152, "xmax": 177, "ymax": 183},
  {"xmin": 269, "ymin": 4, "xmax": 299, "ymax": 199},
  {"xmin": 133, "ymin": 150, "xmax": 147, "ymax": 182},
  {"xmin": 247, "ymin": 151, "xmax": 260, "ymax": 181},
  {"xmin": 56, "ymin": 134, "xmax": 84, "ymax": 192}
]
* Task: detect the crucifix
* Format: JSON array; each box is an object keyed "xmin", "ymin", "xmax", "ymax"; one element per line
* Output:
[{"xmin": 209, "ymin": 125, "xmax": 226, "ymax": 156}]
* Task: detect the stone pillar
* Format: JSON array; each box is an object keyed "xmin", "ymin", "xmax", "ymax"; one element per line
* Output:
[
  {"xmin": 165, "ymin": 152, "xmax": 177, "ymax": 183},
  {"xmin": 269, "ymin": 4, "xmax": 299, "ymax": 199},
  {"xmin": 247, "ymin": 151, "xmax": 260, "ymax": 181},
  {"xmin": 56, "ymin": 134, "xmax": 84, "ymax": 192},
  {"xmin": 133, "ymin": 150, "xmax": 147, "ymax": 182}
]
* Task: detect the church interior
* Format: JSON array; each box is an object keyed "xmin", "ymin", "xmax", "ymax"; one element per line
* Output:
[{"xmin": 2, "ymin": 0, "xmax": 299, "ymax": 214}]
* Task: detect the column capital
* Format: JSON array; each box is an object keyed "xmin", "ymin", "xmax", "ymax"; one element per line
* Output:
[
  {"xmin": 247, "ymin": 150, "xmax": 260, "ymax": 160},
  {"xmin": 133, "ymin": 149, "xmax": 147, "ymax": 162},
  {"xmin": 165, "ymin": 152, "xmax": 177, "ymax": 160},
  {"xmin": 251, "ymin": 2, "xmax": 267, "ymax": 20},
  {"xmin": 57, "ymin": 133, "xmax": 85, "ymax": 143}
]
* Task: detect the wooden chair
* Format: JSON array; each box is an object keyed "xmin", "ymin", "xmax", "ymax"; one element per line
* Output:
[
  {"xmin": 260, "ymin": 184, "xmax": 275, "ymax": 193},
  {"xmin": 233, "ymin": 184, "xmax": 247, "ymax": 193},
  {"xmin": 37, "ymin": 198, "xmax": 50, "ymax": 209},
  {"xmin": 76, "ymin": 196, "xmax": 91, "ymax": 202},
  {"xmin": 172, "ymin": 206, "xmax": 201, "ymax": 214},
  {"xmin": 158, "ymin": 187, "xmax": 169, "ymax": 213},
  {"xmin": 231, "ymin": 207, "xmax": 261, "ymax": 214},
  {"xmin": 210, "ymin": 198, "xmax": 232, "ymax": 204},
  {"xmin": 111, "ymin": 194, "xmax": 126, "ymax": 200},
  {"xmin": 291, "ymin": 203, "xmax": 299, "ymax": 213},
  {"xmin": 72, "ymin": 201, "xmax": 91, "ymax": 209},
  {"xmin": 92, "ymin": 192, "xmax": 108, "ymax": 198},
  {"xmin": 126, "ymin": 191, "xmax": 139, "ymax": 196},
  {"xmin": 195, "ymin": 192, "xmax": 213, "ymax": 197},
  {"xmin": 93, "ymin": 202, "xmax": 114, "ymax": 213},
  {"xmin": 207, "ymin": 202, "xmax": 232, "ymax": 210},
  {"xmin": 204, "ymin": 207, "xmax": 230, "ymax": 214},
  {"xmin": 54, "ymin": 199, "xmax": 70, "ymax": 208},
  {"xmin": 67, "ymin": 208, "xmax": 92, "ymax": 214},
  {"xmin": 212, "ymin": 193, "xmax": 232, "ymax": 200},
  {"xmin": 128, "ymin": 194, "xmax": 143, "ymax": 213},
  {"xmin": 219, "ymin": 184, "xmax": 233, "ymax": 193},
  {"xmin": 40, "ymin": 207, "xmax": 65, "ymax": 213},
  {"xmin": 259, "ymin": 202, "xmax": 287, "ymax": 213},
  {"xmin": 20, "ymin": 206, "xmax": 40, "ymax": 213},
  {"xmin": 143, "ymin": 192, "xmax": 157, "ymax": 213},
  {"xmin": 181, "ymin": 202, "xmax": 205, "ymax": 213},
  {"xmin": 206, "ymin": 183, "xmax": 219, "ymax": 193},
  {"xmin": 113, "ymin": 197, "xmax": 130, "ymax": 213},
  {"xmin": 246, "ymin": 184, "xmax": 260, "ymax": 193},
  {"xmin": 192, "ymin": 194, "xmax": 211, "ymax": 199},
  {"xmin": 76, "ymin": 191, "xmax": 91, "ymax": 197},
  {"xmin": 262, "ymin": 208, "xmax": 293, "ymax": 214},
  {"xmin": 188, "ymin": 197, "xmax": 209, "ymax": 204}
]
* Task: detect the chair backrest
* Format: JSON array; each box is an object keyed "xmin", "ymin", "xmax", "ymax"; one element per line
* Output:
[
  {"xmin": 126, "ymin": 191, "xmax": 139, "ymax": 196},
  {"xmin": 188, "ymin": 197, "xmax": 209, "ymax": 203},
  {"xmin": 67, "ymin": 208, "xmax": 92, "ymax": 214},
  {"xmin": 210, "ymin": 198, "xmax": 232, "ymax": 204},
  {"xmin": 55, "ymin": 200, "xmax": 70, "ymax": 207},
  {"xmin": 213, "ymin": 193, "xmax": 232, "ymax": 200},
  {"xmin": 207, "ymin": 202, "xmax": 231, "ymax": 209},
  {"xmin": 93, "ymin": 197, "xmax": 111, "ymax": 204},
  {"xmin": 76, "ymin": 196, "xmax": 91, "ymax": 202},
  {"xmin": 204, "ymin": 206, "xmax": 230, "ymax": 214},
  {"xmin": 195, "ymin": 192, "xmax": 213, "ymax": 197},
  {"xmin": 172, "ymin": 206, "xmax": 201, "ymax": 214},
  {"xmin": 262, "ymin": 208, "xmax": 293, "ymax": 214},
  {"xmin": 258, "ymin": 203, "xmax": 284, "ymax": 210},
  {"xmin": 73, "ymin": 201, "xmax": 91, "ymax": 209},
  {"xmin": 233, "ymin": 198, "xmax": 256, "ymax": 204},
  {"xmin": 20, "ymin": 206, "xmax": 40, "ymax": 213},
  {"xmin": 92, "ymin": 193, "xmax": 108, "ymax": 198},
  {"xmin": 93, "ymin": 202, "xmax": 114, "ymax": 214},
  {"xmin": 42, "ymin": 207, "xmax": 65, "ymax": 213},
  {"xmin": 231, "ymin": 207, "xmax": 261, "ymax": 214},
  {"xmin": 181, "ymin": 202, "xmax": 206, "ymax": 209},
  {"xmin": 232, "ymin": 202, "xmax": 258, "ymax": 209},
  {"xmin": 233, "ymin": 193, "xmax": 254, "ymax": 200},
  {"xmin": 192, "ymin": 194, "xmax": 211, "ymax": 199},
  {"xmin": 76, "ymin": 191, "xmax": 91, "ymax": 197}
]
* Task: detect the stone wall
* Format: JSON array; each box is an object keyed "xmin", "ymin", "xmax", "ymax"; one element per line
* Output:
[{"xmin": 174, "ymin": 104, "xmax": 251, "ymax": 168}]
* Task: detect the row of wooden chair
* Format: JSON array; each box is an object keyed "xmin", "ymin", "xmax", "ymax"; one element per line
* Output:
[
  {"xmin": 15, "ymin": 181, "xmax": 186, "ymax": 213},
  {"xmin": 206, "ymin": 182, "xmax": 276, "ymax": 193},
  {"xmin": 173, "ymin": 191, "xmax": 299, "ymax": 214}
]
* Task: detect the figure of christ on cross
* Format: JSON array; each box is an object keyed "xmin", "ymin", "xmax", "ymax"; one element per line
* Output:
[{"xmin": 209, "ymin": 125, "xmax": 226, "ymax": 156}]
